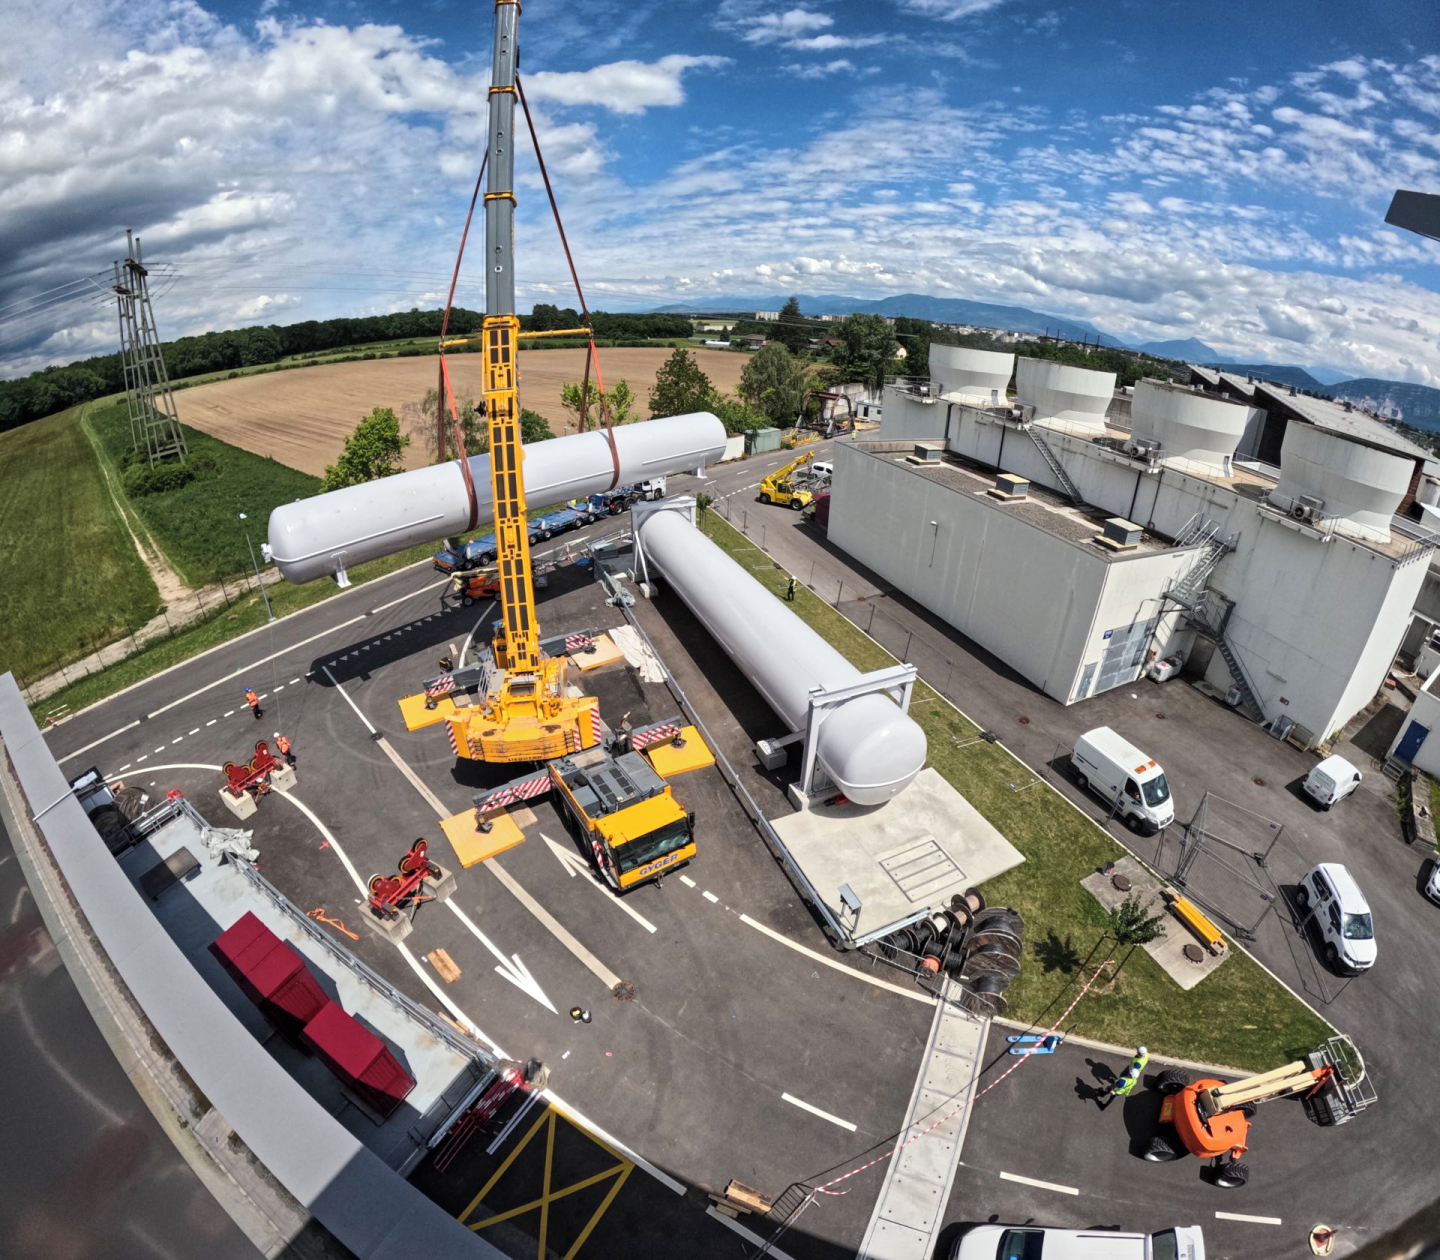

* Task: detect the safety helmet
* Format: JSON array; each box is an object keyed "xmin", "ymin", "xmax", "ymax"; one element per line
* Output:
[
  {"xmin": 1137, "ymin": 1046, "xmax": 1148, "ymax": 1057},
  {"xmin": 274, "ymin": 732, "xmax": 281, "ymax": 739}
]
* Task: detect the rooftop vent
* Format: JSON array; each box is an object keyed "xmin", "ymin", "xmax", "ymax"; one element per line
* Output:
[
  {"xmin": 988, "ymin": 473, "xmax": 1029, "ymax": 502},
  {"xmin": 1289, "ymin": 386, "xmax": 1297, "ymax": 397},
  {"xmin": 1094, "ymin": 517, "xmax": 1143, "ymax": 552},
  {"xmin": 907, "ymin": 442, "xmax": 943, "ymax": 465}
]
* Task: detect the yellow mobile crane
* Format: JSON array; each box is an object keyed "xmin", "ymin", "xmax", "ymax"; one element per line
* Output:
[{"xmin": 758, "ymin": 450, "xmax": 818, "ymax": 510}]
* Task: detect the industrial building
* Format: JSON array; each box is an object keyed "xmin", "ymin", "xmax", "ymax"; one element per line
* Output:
[{"xmin": 828, "ymin": 345, "xmax": 1440, "ymax": 749}]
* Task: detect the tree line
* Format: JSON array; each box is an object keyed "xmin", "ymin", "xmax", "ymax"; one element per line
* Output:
[{"xmin": 0, "ymin": 305, "xmax": 696, "ymax": 434}]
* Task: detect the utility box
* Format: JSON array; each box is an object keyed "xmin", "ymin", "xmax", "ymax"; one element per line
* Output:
[
  {"xmin": 906, "ymin": 443, "xmax": 943, "ymax": 465},
  {"xmin": 209, "ymin": 911, "xmax": 328, "ymax": 1040},
  {"xmin": 1095, "ymin": 517, "xmax": 1143, "ymax": 552},
  {"xmin": 747, "ymin": 427, "xmax": 782, "ymax": 454},
  {"xmin": 301, "ymin": 1000, "xmax": 416, "ymax": 1121},
  {"xmin": 988, "ymin": 473, "xmax": 1029, "ymax": 501}
]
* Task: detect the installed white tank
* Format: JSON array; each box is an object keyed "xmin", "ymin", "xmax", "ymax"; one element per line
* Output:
[
  {"xmin": 930, "ymin": 345, "xmax": 1014, "ymax": 402},
  {"xmin": 1015, "ymin": 358, "xmax": 1116, "ymax": 434},
  {"xmin": 1271, "ymin": 424, "xmax": 1413, "ymax": 543},
  {"xmin": 266, "ymin": 413, "xmax": 727, "ymax": 584},
  {"xmin": 636, "ymin": 509, "xmax": 926, "ymax": 805},
  {"xmin": 1130, "ymin": 379, "xmax": 1249, "ymax": 474}
]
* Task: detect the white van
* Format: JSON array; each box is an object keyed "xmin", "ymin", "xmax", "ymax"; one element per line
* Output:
[
  {"xmin": 1297, "ymin": 862, "xmax": 1376, "ymax": 974},
  {"xmin": 1072, "ymin": 727, "xmax": 1175, "ymax": 833},
  {"xmin": 1303, "ymin": 754, "xmax": 1362, "ymax": 810},
  {"xmin": 952, "ymin": 1224, "xmax": 1204, "ymax": 1260}
]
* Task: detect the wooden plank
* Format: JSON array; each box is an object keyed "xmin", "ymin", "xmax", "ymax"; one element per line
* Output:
[
  {"xmin": 724, "ymin": 1180, "xmax": 774, "ymax": 1213},
  {"xmin": 427, "ymin": 948, "xmax": 462, "ymax": 984}
]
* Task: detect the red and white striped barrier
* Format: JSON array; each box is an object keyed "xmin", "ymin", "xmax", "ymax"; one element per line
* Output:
[
  {"xmin": 475, "ymin": 772, "xmax": 552, "ymax": 813},
  {"xmin": 631, "ymin": 723, "xmax": 682, "ymax": 750},
  {"xmin": 426, "ymin": 675, "xmax": 456, "ymax": 697}
]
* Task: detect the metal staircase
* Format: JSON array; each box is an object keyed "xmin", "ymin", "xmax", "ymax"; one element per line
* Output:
[{"xmin": 1025, "ymin": 425, "xmax": 1083, "ymax": 504}]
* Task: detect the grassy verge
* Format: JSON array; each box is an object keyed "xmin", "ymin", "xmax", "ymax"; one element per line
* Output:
[
  {"xmin": 85, "ymin": 401, "xmax": 320, "ymax": 586},
  {"xmin": 29, "ymin": 538, "xmax": 444, "ymax": 722},
  {"xmin": 698, "ymin": 510, "xmax": 1332, "ymax": 1070},
  {"xmin": 0, "ymin": 405, "xmax": 162, "ymax": 684}
]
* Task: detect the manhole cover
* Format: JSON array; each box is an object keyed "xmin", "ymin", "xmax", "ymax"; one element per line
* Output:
[
  {"xmin": 1183, "ymin": 944, "xmax": 1204, "ymax": 964},
  {"xmin": 1017, "ymin": 715, "xmax": 1031, "ymax": 725},
  {"xmin": 612, "ymin": 981, "xmax": 637, "ymax": 1002},
  {"xmin": 1111, "ymin": 873, "xmax": 1132, "ymax": 892},
  {"xmin": 1154, "ymin": 712, "xmax": 1166, "ymax": 720},
  {"xmin": 1253, "ymin": 776, "xmax": 1266, "ymax": 787}
]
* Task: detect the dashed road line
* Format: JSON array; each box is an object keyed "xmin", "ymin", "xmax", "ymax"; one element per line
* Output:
[
  {"xmin": 188, "ymin": 728, "xmax": 199, "ymax": 735},
  {"xmin": 153, "ymin": 747, "xmax": 164, "ymax": 754},
  {"xmin": 117, "ymin": 764, "xmax": 131, "ymax": 773},
  {"xmin": 136, "ymin": 755, "xmax": 147, "ymax": 762},
  {"xmin": 171, "ymin": 738, "xmax": 183, "ymax": 744},
  {"xmin": 1215, "ymin": 1211, "xmax": 1282, "ymax": 1225},
  {"xmin": 224, "ymin": 710, "xmax": 234, "ymax": 717},
  {"xmin": 206, "ymin": 720, "xmax": 216, "ymax": 727},
  {"xmin": 702, "ymin": 890, "xmax": 719, "ymax": 903},
  {"xmin": 999, "ymin": 1171, "xmax": 1078, "ymax": 1195},
  {"xmin": 781, "ymin": 1093, "xmax": 856, "ymax": 1132},
  {"xmin": 679, "ymin": 875, "xmax": 696, "ymax": 888}
]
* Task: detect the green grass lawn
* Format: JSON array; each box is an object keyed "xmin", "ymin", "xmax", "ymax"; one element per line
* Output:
[
  {"xmin": 85, "ymin": 401, "xmax": 321, "ymax": 586},
  {"xmin": 0, "ymin": 406, "xmax": 162, "ymax": 686},
  {"xmin": 698, "ymin": 510, "xmax": 1333, "ymax": 1070}
]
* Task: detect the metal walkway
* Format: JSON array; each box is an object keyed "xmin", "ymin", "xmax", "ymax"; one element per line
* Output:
[
  {"xmin": 1024, "ymin": 426, "xmax": 1083, "ymax": 503},
  {"xmin": 856, "ymin": 982, "xmax": 988, "ymax": 1259}
]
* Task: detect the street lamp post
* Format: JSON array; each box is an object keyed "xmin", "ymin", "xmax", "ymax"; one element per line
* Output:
[{"xmin": 239, "ymin": 513, "xmax": 275, "ymax": 623}]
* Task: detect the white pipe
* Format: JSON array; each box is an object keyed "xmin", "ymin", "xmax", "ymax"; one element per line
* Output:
[
  {"xmin": 636, "ymin": 509, "xmax": 926, "ymax": 805},
  {"xmin": 266, "ymin": 413, "xmax": 727, "ymax": 584}
]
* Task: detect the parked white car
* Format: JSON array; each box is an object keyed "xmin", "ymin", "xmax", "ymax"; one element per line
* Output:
[
  {"xmin": 1302, "ymin": 754, "xmax": 1362, "ymax": 809},
  {"xmin": 1297, "ymin": 862, "xmax": 1376, "ymax": 974},
  {"xmin": 1426, "ymin": 861, "xmax": 1440, "ymax": 905},
  {"xmin": 952, "ymin": 1224, "xmax": 1204, "ymax": 1260},
  {"xmin": 1072, "ymin": 727, "xmax": 1175, "ymax": 833}
]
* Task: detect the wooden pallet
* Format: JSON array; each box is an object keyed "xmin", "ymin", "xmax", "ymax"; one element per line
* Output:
[{"xmin": 708, "ymin": 1180, "xmax": 774, "ymax": 1219}]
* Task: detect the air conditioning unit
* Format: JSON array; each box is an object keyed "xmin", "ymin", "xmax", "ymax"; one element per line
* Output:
[
  {"xmin": 1125, "ymin": 439, "xmax": 1159, "ymax": 460},
  {"xmin": 1291, "ymin": 494, "xmax": 1325, "ymax": 523}
]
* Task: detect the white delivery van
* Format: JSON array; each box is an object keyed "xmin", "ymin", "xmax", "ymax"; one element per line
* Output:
[
  {"xmin": 1302, "ymin": 754, "xmax": 1362, "ymax": 810},
  {"xmin": 1297, "ymin": 862, "xmax": 1376, "ymax": 974},
  {"xmin": 1072, "ymin": 727, "xmax": 1175, "ymax": 833},
  {"xmin": 952, "ymin": 1224, "xmax": 1204, "ymax": 1260}
]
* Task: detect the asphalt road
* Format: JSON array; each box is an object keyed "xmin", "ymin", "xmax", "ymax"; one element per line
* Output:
[{"xmin": 734, "ymin": 478, "xmax": 1438, "ymax": 1258}]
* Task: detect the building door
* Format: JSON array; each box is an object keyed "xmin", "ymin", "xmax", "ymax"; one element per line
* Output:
[{"xmin": 1395, "ymin": 720, "xmax": 1430, "ymax": 764}]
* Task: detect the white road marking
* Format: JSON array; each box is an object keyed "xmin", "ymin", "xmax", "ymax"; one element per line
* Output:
[
  {"xmin": 444, "ymin": 900, "xmax": 556, "ymax": 1013},
  {"xmin": 153, "ymin": 747, "xmax": 164, "ymax": 754},
  {"xmin": 273, "ymin": 685, "xmax": 284, "ymax": 692},
  {"xmin": 739, "ymin": 915, "xmax": 932, "ymax": 1005},
  {"xmin": 188, "ymin": 728, "xmax": 199, "ymax": 735},
  {"xmin": 704, "ymin": 1207, "xmax": 799, "ymax": 1259},
  {"xmin": 289, "ymin": 677, "xmax": 300, "ymax": 684},
  {"xmin": 55, "ymin": 722, "xmax": 141, "ymax": 764},
  {"xmin": 1215, "ymin": 1211, "xmax": 1283, "ymax": 1225},
  {"xmin": 999, "ymin": 1171, "xmax": 1079, "ymax": 1195},
  {"xmin": 323, "ymin": 667, "xmax": 376, "ymax": 735},
  {"xmin": 781, "ymin": 1093, "xmax": 856, "ymax": 1132},
  {"xmin": 702, "ymin": 890, "xmax": 719, "ymax": 903},
  {"xmin": 206, "ymin": 719, "xmax": 216, "ymax": 727},
  {"xmin": 547, "ymin": 1094, "xmax": 687, "ymax": 1196},
  {"xmin": 171, "ymin": 738, "xmax": 183, "ymax": 744},
  {"xmin": 116, "ymin": 765, "xmax": 130, "ymax": 773},
  {"xmin": 542, "ymin": 834, "xmax": 656, "ymax": 933},
  {"xmin": 136, "ymin": 755, "xmax": 147, "ymax": 762},
  {"xmin": 224, "ymin": 710, "xmax": 234, "ymax": 717},
  {"xmin": 679, "ymin": 874, "xmax": 696, "ymax": 887}
]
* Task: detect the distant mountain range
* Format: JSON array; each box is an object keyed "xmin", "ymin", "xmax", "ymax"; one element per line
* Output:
[
  {"xmin": 652, "ymin": 293, "xmax": 1123, "ymax": 347},
  {"xmin": 654, "ymin": 292, "xmax": 1440, "ymax": 430}
]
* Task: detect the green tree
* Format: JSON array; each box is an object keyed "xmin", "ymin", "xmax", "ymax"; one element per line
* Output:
[
  {"xmin": 412, "ymin": 388, "xmax": 485, "ymax": 462},
  {"xmin": 892, "ymin": 316, "xmax": 934, "ymax": 379},
  {"xmin": 739, "ymin": 342, "xmax": 808, "ymax": 424},
  {"xmin": 560, "ymin": 378, "xmax": 638, "ymax": 430},
  {"xmin": 649, "ymin": 347, "xmax": 715, "ymax": 419},
  {"xmin": 520, "ymin": 409, "xmax": 555, "ymax": 444},
  {"xmin": 321, "ymin": 407, "xmax": 410, "ymax": 491},
  {"xmin": 1105, "ymin": 893, "xmax": 1166, "ymax": 978},
  {"xmin": 769, "ymin": 295, "xmax": 810, "ymax": 355},
  {"xmin": 710, "ymin": 394, "xmax": 769, "ymax": 435},
  {"xmin": 835, "ymin": 313, "xmax": 899, "ymax": 393}
]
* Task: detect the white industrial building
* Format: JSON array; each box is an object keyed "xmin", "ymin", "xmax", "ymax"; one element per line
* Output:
[{"xmin": 827, "ymin": 346, "xmax": 1440, "ymax": 749}]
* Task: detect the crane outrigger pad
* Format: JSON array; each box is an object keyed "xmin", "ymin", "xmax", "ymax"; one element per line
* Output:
[{"xmin": 441, "ymin": 808, "xmax": 527, "ymax": 868}]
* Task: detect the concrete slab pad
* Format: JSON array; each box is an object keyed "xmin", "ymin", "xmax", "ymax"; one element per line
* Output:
[
  {"xmin": 643, "ymin": 725, "xmax": 716, "ymax": 778},
  {"xmin": 440, "ymin": 809, "xmax": 525, "ymax": 868},
  {"xmin": 1080, "ymin": 856, "xmax": 1227, "ymax": 991},
  {"xmin": 770, "ymin": 768, "xmax": 1024, "ymax": 940}
]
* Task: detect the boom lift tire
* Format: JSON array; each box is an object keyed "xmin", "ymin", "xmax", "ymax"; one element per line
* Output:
[
  {"xmin": 1157, "ymin": 1068, "xmax": 1191, "ymax": 1094},
  {"xmin": 1214, "ymin": 1160, "xmax": 1250, "ymax": 1189},
  {"xmin": 1144, "ymin": 1134, "xmax": 1181, "ymax": 1162}
]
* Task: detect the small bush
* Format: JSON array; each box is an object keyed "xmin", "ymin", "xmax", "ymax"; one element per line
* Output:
[{"xmin": 123, "ymin": 461, "xmax": 195, "ymax": 497}]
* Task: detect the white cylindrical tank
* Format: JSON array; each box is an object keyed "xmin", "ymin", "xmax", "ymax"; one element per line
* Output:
[
  {"xmin": 1271, "ymin": 425, "xmax": 1414, "ymax": 543},
  {"xmin": 1015, "ymin": 358, "xmax": 1116, "ymax": 434},
  {"xmin": 267, "ymin": 413, "xmax": 727, "ymax": 584},
  {"xmin": 929, "ymin": 345, "xmax": 1013, "ymax": 401},
  {"xmin": 637, "ymin": 509, "xmax": 926, "ymax": 805},
  {"xmin": 1419, "ymin": 476, "xmax": 1440, "ymax": 508},
  {"xmin": 1130, "ymin": 380, "xmax": 1249, "ymax": 474}
]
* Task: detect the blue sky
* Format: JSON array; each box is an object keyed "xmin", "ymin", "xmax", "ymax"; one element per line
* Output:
[{"xmin": 2, "ymin": 0, "xmax": 1439, "ymax": 382}]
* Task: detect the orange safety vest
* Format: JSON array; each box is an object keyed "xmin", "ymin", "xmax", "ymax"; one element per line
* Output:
[
  {"xmin": 275, "ymin": 735, "xmax": 291, "ymax": 754},
  {"xmin": 245, "ymin": 689, "xmax": 258, "ymax": 707}
]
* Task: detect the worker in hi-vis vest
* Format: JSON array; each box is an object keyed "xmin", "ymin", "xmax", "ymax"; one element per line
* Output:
[{"xmin": 1102, "ymin": 1046, "xmax": 1149, "ymax": 1106}]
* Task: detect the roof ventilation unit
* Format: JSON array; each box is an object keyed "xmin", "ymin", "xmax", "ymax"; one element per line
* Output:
[
  {"xmin": 907, "ymin": 443, "xmax": 944, "ymax": 465},
  {"xmin": 988, "ymin": 473, "xmax": 1029, "ymax": 502},
  {"xmin": 1014, "ymin": 358, "xmax": 1117, "ymax": 435},
  {"xmin": 1271, "ymin": 424, "xmax": 1413, "ymax": 543},
  {"xmin": 1094, "ymin": 517, "xmax": 1143, "ymax": 552},
  {"xmin": 929, "ymin": 345, "xmax": 1014, "ymax": 401},
  {"xmin": 1128, "ymin": 379, "xmax": 1247, "ymax": 475},
  {"xmin": 1291, "ymin": 494, "xmax": 1325, "ymax": 523}
]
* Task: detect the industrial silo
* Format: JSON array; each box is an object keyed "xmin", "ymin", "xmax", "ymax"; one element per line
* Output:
[
  {"xmin": 1015, "ymin": 358, "xmax": 1117, "ymax": 434},
  {"xmin": 1129, "ymin": 380, "xmax": 1250, "ymax": 475},
  {"xmin": 929, "ymin": 345, "xmax": 1014, "ymax": 403},
  {"xmin": 1270, "ymin": 425, "xmax": 1414, "ymax": 543}
]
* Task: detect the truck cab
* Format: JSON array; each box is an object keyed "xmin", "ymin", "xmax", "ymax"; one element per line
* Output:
[
  {"xmin": 952, "ymin": 1225, "xmax": 1204, "ymax": 1260},
  {"xmin": 550, "ymin": 747, "xmax": 695, "ymax": 891},
  {"xmin": 432, "ymin": 533, "xmax": 497, "ymax": 573},
  {"xmin": 1072, "ymin": 726, "xmax": 1174, "ymax": 833}
]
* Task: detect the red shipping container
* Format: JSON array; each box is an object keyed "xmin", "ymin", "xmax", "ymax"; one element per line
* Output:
[
  {"xmin": 301, "ymin": 1000, "xmax": 416, "ymax": 1120},
  {"xmin": 209, "ymin": 911, "xmax": 328, "ymax": 1039}
]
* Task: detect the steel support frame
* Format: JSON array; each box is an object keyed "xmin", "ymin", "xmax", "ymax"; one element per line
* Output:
[
  {"xmin": 796, "ymin": 664, "xmax": 918, "ymax": 800},
  {"xmin": 630, "ymin": 495, "xmax": 697, "ymax": 586}
]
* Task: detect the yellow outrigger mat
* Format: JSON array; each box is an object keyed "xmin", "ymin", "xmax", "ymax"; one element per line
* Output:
[
  {"xmin": 399, "ymin": 691, "xmax": 457, "ymax": 731},
  {"xmin": 440, "ymin": 809, "xmax": 526, "ymax": 867},
  {"xmin": 643, "ymin": 725, "xmax": 715, "ymax": 778},
  {"xmin": 570, "ymin": 633, "xmax": 625, "ymax": 671}
]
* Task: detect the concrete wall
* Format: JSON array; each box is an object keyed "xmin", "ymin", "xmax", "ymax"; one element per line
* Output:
[
  {"xmin": 1388, "ymin": 666, "xmax": 1440, "ymax": 775},
  {"xmin": 878, "ymin": 386, "xmax": 949, "ymax": 443}
]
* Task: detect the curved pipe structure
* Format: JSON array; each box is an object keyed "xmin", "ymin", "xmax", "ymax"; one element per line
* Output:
[
  {"xmin": 266, "ymin": 413, "xmax": 727, "ymax": 584},
  {"xmin": 637, "ymin": 509, "xmax": 927, "ymax": 805}
]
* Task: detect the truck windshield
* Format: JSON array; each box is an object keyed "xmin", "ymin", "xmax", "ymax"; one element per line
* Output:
[
  {"xmin": 615, "ymin": 818, "xmax": 692, "ymax": 874},
  {"xmin": 995, "ymin": 1231, "xmax": 1043, "ymax": 1260},
  {"xmin": 1151, "ymin": 1231, "xmax": 1179, "ymax": 1260},
  {"xmin": 1343, "ymin": 912, "xmax": 1373, "ymax": 940},
  {"xmin": 1143, "ymin": 774, "xmax": 1171, "ymax": 807}
]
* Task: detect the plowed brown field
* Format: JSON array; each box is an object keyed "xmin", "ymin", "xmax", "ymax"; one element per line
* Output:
[{"xmin": 173, "ymin": 347, "xmax": 748, "ymax": 476}]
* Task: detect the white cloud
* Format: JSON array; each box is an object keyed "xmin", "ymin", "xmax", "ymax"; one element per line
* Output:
[
  {"xmin": 781, "ymin": 59, "xmax": 855, "ymax": 79},
  {"xmin": 743, "ymin": 8, "xmax": 833, "ymax": 43},
  {"xmin": 895, "ymin": 0, "xmax": 1010, "ymax": 19},
  {"xmin": 521, "ymin": 55, "xmax": 729, "ymax": 114}
]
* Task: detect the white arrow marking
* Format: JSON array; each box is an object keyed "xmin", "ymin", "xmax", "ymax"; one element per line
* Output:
[
  {"xmin": 542, "ymin": 834, "xmax": 657, "ymax": 933},
  {"xmin": 444, "ymin": 900, "xmax": 557, "ymax": 1011}
]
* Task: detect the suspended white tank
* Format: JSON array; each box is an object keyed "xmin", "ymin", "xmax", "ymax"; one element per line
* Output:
[
  {"xmin": 266, "ymin": 413, "xmax": 727, "ymax": 584},
  {"xmin": 1270, "ymin": 424, "xmax": 1414, "ymax": 543},
  {"xmin": 930, "ymin": 345, "xmax": 1014, "ymax": 402},
  {"xmin": 1015, "ymin": 358, "xmax": 1116, "ymax": 434},
  {"xmin": 636, "ymin": 510, "xmax": 927, "ymax": 805},
  {"xmin": 1129, "ymin": 380, "xmax": 1249, "ymax": 474}
]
